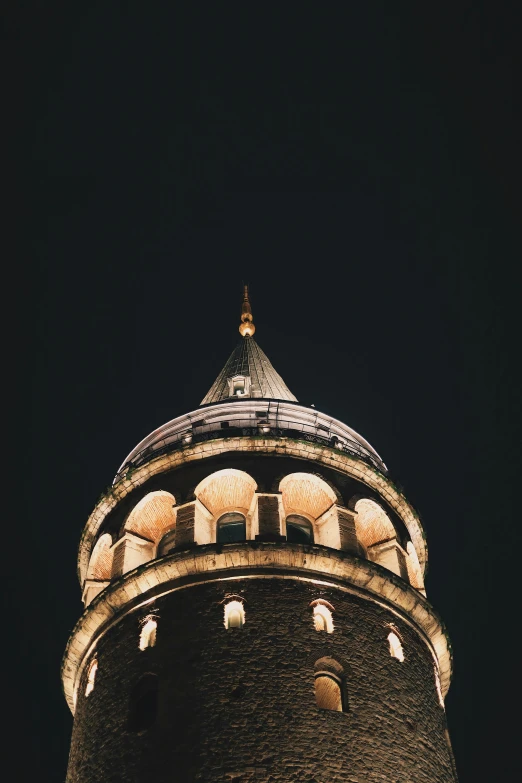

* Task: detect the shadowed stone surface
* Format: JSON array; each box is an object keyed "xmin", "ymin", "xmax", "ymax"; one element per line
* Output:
[{"xmin": 67, "ymin": 578, "xmax": 456, "ymax": 783}]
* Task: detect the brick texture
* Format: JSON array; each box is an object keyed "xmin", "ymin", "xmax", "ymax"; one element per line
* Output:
[{"xmin": 67, "ymin": 577, "xmax": 456, "ymax": 783}]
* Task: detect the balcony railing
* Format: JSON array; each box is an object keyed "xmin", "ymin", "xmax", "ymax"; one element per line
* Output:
[{"xmin": 114, "ymin": 407, "xmax": 387, "ymax": 483}]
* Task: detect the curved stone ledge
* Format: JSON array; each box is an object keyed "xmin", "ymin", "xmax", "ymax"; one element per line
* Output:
[
  {"xmin": 63, "ymin": 543, "xmax": 449, "ymax": 714},
  {"xmin": 77, "ymin": 437, "xmax": 427, "ymax": 584}
]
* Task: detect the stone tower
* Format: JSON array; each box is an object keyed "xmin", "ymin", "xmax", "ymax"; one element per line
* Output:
[{"xmin": 63, "ymin": 287, "xmax": 458, "ymax": 783}]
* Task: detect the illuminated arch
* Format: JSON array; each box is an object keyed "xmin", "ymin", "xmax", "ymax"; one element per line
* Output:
[
  {"xmin": 310, "ymin": 600, "xmax": 334, "ymax": 633},
  {"xmin": 406, "ymin": 541, "xmax": 425, "ymax": 591},
  {"xmin": 314, "ymin": 657, "xmax": 345, "ymax": 711},
  {"xmin": 280, "ymin": 473, "xmax": 336, "ymax": 519},
  {"xmin": 354, "ymin": 498, "xmax": 396, "ymax": 548},
  {"xmin": 124, "ymin": 491, "xmax": 176, "ymax": 543},
  {"xmin": 279, "ymin": 473, "xmax": 339, "ymax": 548},
  {"xmin": 195, "ymin": 469, "xmax": 257, "ymax": 518},
  {"xmin": 87, "ymin": 533, "xmax": 113, "ymax": 581},
  {"xmin": 224, "ymin": 599, "xmax": 245, "ymax": 629}
]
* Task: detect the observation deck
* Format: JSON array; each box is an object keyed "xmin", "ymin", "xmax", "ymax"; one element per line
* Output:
[{"xmin": 115, "ymin": 399, "xmax": 387, "ymax": 484}]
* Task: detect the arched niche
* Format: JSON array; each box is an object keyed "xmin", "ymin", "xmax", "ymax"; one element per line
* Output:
[
  {"xmin": 194, "ymin": 469, "xmax": 257, "ymax": 543},
  {"xmin": 87, "ymin": 533, "xmax": 113, "ymax": 581},
  {"xmin": 354, "ymin": 498, "xmax": 409, "ymax": 580},
  {"xmin": 124, "ymin": 490, "xmax": 177, "ymax": 544},
  {"xmin": 353, "ymin": 498, "xmax": 396, "ymax": 548},
  {"xmin": 279, "ymin": 473, "xmax": 339, "ymax": 548},
  {"xmin": 195, "ymin": 469, "xmax": 257, "ymax": 518}
]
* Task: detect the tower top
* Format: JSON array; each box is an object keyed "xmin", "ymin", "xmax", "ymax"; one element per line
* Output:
[
  {"xmin": 200, "ymin": 285, "xmax": 297, "ymax": 404},
  {"xmin": 239, "ymin": 284, "xmax": 255, "ymax": 337}
]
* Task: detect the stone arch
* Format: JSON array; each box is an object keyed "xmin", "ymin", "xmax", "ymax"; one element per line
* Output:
[
  {"xmin": 279, "ymin": 473, "xmax": 339, "ymax": 548},
  {"xmin": 87, "ymin": 533, "xmax": 113, "ymax": 580},
  {"xmin": 406, "ymin": 541, "xmax": 425, "ymax": 591},
  {"xmin": 270, "ymin": 469, "xmax": 343, "ymax": 503},
  {"xmin": 124, "ymin": 491, "xmax": 177, "ymax": 544},
  {"xmin": 195, "ymin": 469, "xmax": 257, "ymax": 519},
  {"xmin": 313, "ymin": 656, "xmax": 346, "ymax": 711},
  {"xmin": 353, "ymin": 497, "xmax": 396, "ymax": 548}
]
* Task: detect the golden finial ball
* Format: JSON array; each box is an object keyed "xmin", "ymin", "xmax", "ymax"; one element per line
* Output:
[{"xmin": 239, "ymin": 321, "xmax": 255, "ymax": 337}]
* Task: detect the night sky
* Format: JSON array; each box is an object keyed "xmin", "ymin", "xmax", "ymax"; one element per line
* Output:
[{"xmin": 13, "ymin": 3, "xmax": 519, "ymax": 782}]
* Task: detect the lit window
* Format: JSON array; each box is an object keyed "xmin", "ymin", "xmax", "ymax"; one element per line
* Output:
[
  {"xmin": 312, "ymin": 602, "xmax": 334, "ymax": 633},
  {"xmin": 139, "ymin": 618, "xmax": 157, "ymax": 651},
  {"xmin": 286, "ymin": 514, "xmax": 314, "ymax": 544},
  {"xmin": 128, "ymin": 673, "xmax": 159, "ymax": 732},
  {"xmin": 217, "ymin": 512, "xmax": 246, "ymax": 543},
  {"xmin": 315, "ymin": 674, "xmax": 343, "ymax": 711},
  {"xmin": 388, "ymin": 631, "xmax": 404, "ymax": 662},
  {"xmin": 85, "ymin": 657, "xmax": 98, "ymax": 697},
  {"xmin": 434, "ymin": 665, "xmax": 444, "ymax": 708},
  {"xmin": 224, "ymin": 599, "xmax": 245, "ymax": 629}
]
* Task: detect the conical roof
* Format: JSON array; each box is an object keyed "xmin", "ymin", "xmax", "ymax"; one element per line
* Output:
[
  {"xmin": 201, "ymin": 286, "xmax": 297, "ymax": 405},
  {"xmin": 201, "ymin": 335, "xmax": 297, "ymax": 404}
]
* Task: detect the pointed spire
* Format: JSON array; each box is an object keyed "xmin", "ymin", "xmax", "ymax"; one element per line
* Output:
[
  {"xmin": 200, "ymin": 285, "xmax": 297, "ymax": 405},
  {"xmin": 239, "ymin": 284, "xmax": 255, "ymax": 337}
]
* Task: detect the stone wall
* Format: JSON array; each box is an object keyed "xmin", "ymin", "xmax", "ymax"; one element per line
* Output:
[{"xmin": 67, "ymin": 577, "xmax": 456, "ymax": 783}]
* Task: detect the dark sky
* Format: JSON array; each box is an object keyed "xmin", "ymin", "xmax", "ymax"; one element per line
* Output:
[{"xmin": 12, "ymin": 3, "xmax": 519, "ymax": 782}]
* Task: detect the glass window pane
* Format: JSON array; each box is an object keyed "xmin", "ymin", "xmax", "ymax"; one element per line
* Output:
[
  {"xmin": 286, "ymin": 515, "xmax": 314, "ymax": 544},
  {"xmin": 217, "ymin": 513, "xmax": 246, "ymax": 543}
]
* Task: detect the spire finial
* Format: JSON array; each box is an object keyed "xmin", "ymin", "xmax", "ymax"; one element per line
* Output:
[{"xmin": 239, "ymin": 284, "xmax": 255, "ymax": 337}]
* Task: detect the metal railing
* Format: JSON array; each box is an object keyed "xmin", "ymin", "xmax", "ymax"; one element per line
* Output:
[{"xmin": 114, "ymin": 412, "xmax": 387, "ymax": 483}]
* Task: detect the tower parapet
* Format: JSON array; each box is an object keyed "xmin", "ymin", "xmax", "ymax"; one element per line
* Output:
[{"xmin": 63, "ymin": 289, "xmax": 457, "ymax": 783}]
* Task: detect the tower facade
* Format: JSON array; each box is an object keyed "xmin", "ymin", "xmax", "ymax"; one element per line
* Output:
[{"xmin": 63, "ymin": 288, "xmax": 458, "ymax": 783}]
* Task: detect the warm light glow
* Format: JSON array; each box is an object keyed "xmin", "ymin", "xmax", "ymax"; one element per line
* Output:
[
  {"xmin": 355, "ymin": 498, "xmax": 396, "ymax": 548},
  {"xmin": 125, "ymin": 491, "xmax": 176, "ymax": 544},
  {"xmin": 315, "ymin": 674, "xmax": 342, "ymax": 711},
  {"xmin": 434, "ymin": 665, "xmax": 445, "ymax": 708},
  {"xmin": 85, "ymin": 657, "xmax": 97, "ymax": 697},
  {"xmin": 139, "ymin": 617, "xmax": 157, "ymax": 650},
  {"xmin": 405, "ymin": 541, "xmax": 425, "ymax": 591},
  {"xmin": 388, "ymin": 631, "xmax": 404, "ymax": 662},
  {"xmin": 224, "ymin": 599, "xmax": 245, "ymax": 629},
  {"xmin": 280, "ymin": 472, "xmax": 337, "ymax": 520},
  {"xmin": 87, "ymin": 533, "xmax": 113, "ymax": 581},
  {"xmin": 195, "ymin": 469, "xmax": 257, "ymax": 517},
  {"xmin": 312, "ymin": 601, "xmax": 334, "ymax": 633}
]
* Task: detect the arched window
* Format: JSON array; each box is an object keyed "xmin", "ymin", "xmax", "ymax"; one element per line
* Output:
[
  {"xmin": 286, "ymin": 514, "xmax": 314, "ymax": 544},
  {"xmin": 311, "ymin": 601, "xmax": 334, "ymax": 633},
  {"xmin": 85, "ymin": 657, "xmax": 98, "ymax": 697},
  {"xmin": 139, "ymin": 618, "xmax": 157, "ymax": 651},
  {"xmin": 314, "ymin": 657, "xmax": 345, "ymax": 711},
  {"xmin": 224, "ymin": 599, "xmax": 245, "ymax": 629},
  {"xmin": 128, "ymin": 673, "xmax": 159, "ymax": 732},
  {"xmin": 158, "ymin": 528, "xmax": 176, "ymax": 557},
  {"xmin": 388, "ymin": 631, "xmax": 404, "ymax": 662},
  {"xmin": 434, "ymin": 664, "xmax": 445, "ymax": 708},
  {"xmin": 217, "ymin": 512, "xmax": 246, "ymax": 543},
  {"xmin": 315, "ymin": 674, "xmax": 343, "ymax": 711}
]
